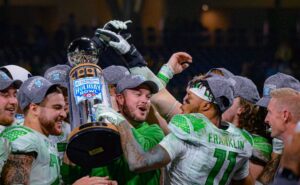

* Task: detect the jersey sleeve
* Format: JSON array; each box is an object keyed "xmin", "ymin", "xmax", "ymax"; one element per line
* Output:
[
  {"xmin": 167, "ymin": 114, "xmax": 207, "ymax": 141},
  {"xmin": 0, "ymin": 137, "xmax": 10, "ymax": 174},
  {"xmin": 1, "ymin": 126, "xmax": 39, "ymax": 154},
  {"xmin": 159, "ymin": 133, "xmax": 185, "ymax": 160},
  {"xmin": 232, "ymin": 159, "xmax": 249, "ymax": 180}
]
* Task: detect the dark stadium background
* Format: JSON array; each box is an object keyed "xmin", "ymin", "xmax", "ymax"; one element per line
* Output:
[{"xmin": 1, "ymin": 0, "xmax": 300, "ymax": 101}]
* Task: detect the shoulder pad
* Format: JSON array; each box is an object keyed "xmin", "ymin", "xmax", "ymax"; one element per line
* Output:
[
  {"xmin": 1, "ymin": 126, "xmax": 33, "ymax": 142},
  {"xmin": 169, "ymin": 114, "xmax": 207, "ymax": 134},
  {"xmin": 2, "ymin": 126, "xmax": 39, "ymax": 154}
]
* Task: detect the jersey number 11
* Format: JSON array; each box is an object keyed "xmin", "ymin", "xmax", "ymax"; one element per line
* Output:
[{"xmin": 205, "ymin": 148, "xmax": 237, "ymax": 185}]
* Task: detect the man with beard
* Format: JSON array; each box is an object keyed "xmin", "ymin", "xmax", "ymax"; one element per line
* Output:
[
  {"xmin": 62, "ymin": 74, "xmax": 163, "ymax": 184},
  {"xmin": 97, "ymin": 77, "xmax": 254, "ymax": 185},
  {"xmin": 0, "ymin": 71, "xmax": 22, "ymax": 174},
  {"xmin": 0, "ymin": 65, "xmax": 32, "ymax": 126},
  {"xmin": 0, "ymin": 76, "xmax": 66, "ymax": 184},
  {"xmin": 44, "ymin": 64, "xmax": 71, "ymax": 162},
  {"xmin": 89, "ymin": 74, "xmax": 164, "ymax": 185},
  {"xmin": 0, "ymin": 76, "xmax": 114, "ymax": 185}
]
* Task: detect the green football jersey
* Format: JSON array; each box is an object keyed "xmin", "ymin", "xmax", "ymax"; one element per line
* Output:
[
  {"xmin": 1, "ymin": 125, "xmax": 61, "ymax": 185},
  {"xmin": 159, "ymin": 113, "xmax": 253, "ymax": 185},
  {"xmin": 251, "ymin": 134, "xmax": 272, "ymax": 164},
  {"xmin": 225, "ymin": 122, "xmax": 272, "ymax": 164},
  {"xmin": 62, "ymin": 122, "xmax": 164, "ymax": 185}
]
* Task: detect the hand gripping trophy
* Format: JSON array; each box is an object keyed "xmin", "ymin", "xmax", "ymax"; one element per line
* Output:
[{"xmin": 66, "ymin": 37, "xmax": 122, "ymax": 168}]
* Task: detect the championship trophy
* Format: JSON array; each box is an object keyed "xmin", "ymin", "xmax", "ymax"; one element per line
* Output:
[{"xmin": 66, "ymin": 37, "xmax": 122, "ymax": 169}]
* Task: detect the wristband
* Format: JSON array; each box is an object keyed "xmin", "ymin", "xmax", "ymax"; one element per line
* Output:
[{"xmin": 157, "ymin": 64, "xmax": 174, "ymax": 86}]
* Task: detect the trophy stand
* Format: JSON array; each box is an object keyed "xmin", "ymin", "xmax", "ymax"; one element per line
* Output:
[{"xmin": 66, "ymin": 37, "xmax": 122, "ymax": 169}]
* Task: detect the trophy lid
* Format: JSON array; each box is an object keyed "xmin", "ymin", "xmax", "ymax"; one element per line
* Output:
[{"xmin": 67, "ymin": 37, "xmax": 99, "ymax": 66}]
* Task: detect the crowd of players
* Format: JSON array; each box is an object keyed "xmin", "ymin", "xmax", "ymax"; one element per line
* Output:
[{"xmin": 0, "ymin": 20, "xmax": 300, "ymax": 185}]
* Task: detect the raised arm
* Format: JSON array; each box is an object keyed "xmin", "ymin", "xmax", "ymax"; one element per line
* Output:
[
  {"xmin": 94, "ymin": 26, "xmax": 192, "ymax": 121},
  {"xmin": 96, "ymin": 105, "xmax": 171, "ymax": 172},
  {"xmin": 1, "ymin": 153, "xmax": 35, "ymax": 185}
]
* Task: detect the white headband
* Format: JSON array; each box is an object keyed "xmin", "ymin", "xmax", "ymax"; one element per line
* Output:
[{"xmin": 189, "ymin": 86, "xmax": 216, "ymax": 103}]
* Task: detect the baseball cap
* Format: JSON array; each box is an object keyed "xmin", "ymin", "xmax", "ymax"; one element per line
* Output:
[
  {"xmin": 44, "ymin": 64, "xmax": 71, "ymax": 88},
  {"xmin": 0, "ymin": 71, "xmax": 22, "ymax": 91},
  {"xmin": 116, "ymin": 74, "xmax": 158, "ymax": 94},
  {"xmin": 17, "ymin": 76, "xmax": 60, "ymax": 111},
  {"xmin": 103, "ymin": 65, "xmax": 130, "ymax": 85},
  {"xmin": 0, "ymin": 65, "xmax": 32, "ymax": 82},
  {"xmin": 228, "ymin": 75, "xmax": 260, "ymax": 103},
  {"xmin": 256, "ymin": 72, "xmax": 300, "ymax": 107},
  {"xmin": 189, "ymin": 76, "xmax": 234, "ymax": 113},
  {"xmin": 206, "ymin": 68, "xmax": 234, "ymax": 79}
]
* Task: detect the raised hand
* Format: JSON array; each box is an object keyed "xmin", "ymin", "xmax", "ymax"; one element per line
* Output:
[
  {"xmin": 157, "ymin": 52, "xmax": 192, "ymax": 86},
  {"xmin": 95, "ymin": 29, "xmax": 131, "ymax": 54},
  {"xmin": 103, "ymin": 20, "xmax": 132, "ymax": 33},
  {"xmin": 166, "ymin": 52, "xmax": 192, "ymax": 75}
]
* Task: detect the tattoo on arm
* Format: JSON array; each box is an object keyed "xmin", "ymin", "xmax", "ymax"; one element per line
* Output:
[
  {"xmin": 257, "ymin": 153, "xmax": 281, "ymax": 185},
  {"xmin": 118, "ymin": 121, "xmax": 171, "ymax": 172},
  {"xmin": 1, "ymin": 153, "xmax": 35, "ymax": 185}
]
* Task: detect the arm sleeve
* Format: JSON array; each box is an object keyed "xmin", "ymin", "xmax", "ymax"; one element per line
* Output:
[
  {"xmin": 232, "ymin": 159, "xmax": 250, "ymax": 180},
  {"xmin": 159, "ymin": 133, "xmax": 185, "ymax": 160}
]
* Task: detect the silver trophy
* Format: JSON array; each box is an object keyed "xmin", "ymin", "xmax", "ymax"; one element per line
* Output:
[{"xmin": 66, "ymin": 37, "xmax": 122, "ymax": 168}]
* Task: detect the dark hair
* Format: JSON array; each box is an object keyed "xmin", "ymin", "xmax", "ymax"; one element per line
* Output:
[{"xmin": 188, "ymin": 76, "xmax": 222, "ymax": 118}]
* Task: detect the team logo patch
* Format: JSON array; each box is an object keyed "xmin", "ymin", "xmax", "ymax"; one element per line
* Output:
[
  {"xmin": 263, "ymin": 84, "xmax": 276, "ymax": 96},
  {"xmin": 73, "ymin": 77, "xmax": 103, "ymax": 104},
  {"xmin": 34, "ymin": 79, "xmax": 43, "ymax": 88},
  {"xmin": 51, "ymin": 73, "xmax": 61, "ymax": 81}
]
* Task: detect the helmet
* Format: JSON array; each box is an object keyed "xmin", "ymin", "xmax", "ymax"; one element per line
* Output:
[
  {"xmin": 0, "ymin": 65, "xmax": 32, "ymax": 82},
  {"xmin": 67, "ymin": 37, "xmax": 99, "ymax": 66}
]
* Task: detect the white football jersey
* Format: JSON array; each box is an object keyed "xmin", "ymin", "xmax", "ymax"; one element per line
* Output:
[
  {"xmin": 1, "ymin": 125, "xmax": 61, "ymax": 185},
  {"xmin": 159, "ymin": 113, "xmax": 252, "ymax": 185},
  {"xmin": 49, "ymin": 121, "xmax": 71, "ymax": 161}
]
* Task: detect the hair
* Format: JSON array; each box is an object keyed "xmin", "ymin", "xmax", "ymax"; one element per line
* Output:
[
  {"xmin": 23, "ymin": 86, "xmax": 63, "ymax": 115},
  {"xmin": 187, "ymin": 74, "xmax": 208, "ymax": 88},
  {"xmin": 209, "ymin": 69, "xmax": 225, "ymax": 76},
  {"xmin": 270, "ymin": 88, "xmax": 300, "ymax": 122},
  {"xmin": 238, "ymin": 97, "xmax": 270, "ymax": 138}
]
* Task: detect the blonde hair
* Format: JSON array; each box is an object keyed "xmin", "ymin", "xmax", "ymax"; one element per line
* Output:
[{"xmin": 270, "ymin": 88, "xmax": 300, "ymax": 122}]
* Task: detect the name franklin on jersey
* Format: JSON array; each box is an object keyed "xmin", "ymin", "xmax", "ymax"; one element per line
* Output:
[{"xmin": 208, "ymin": 132, "xmax": 245, "ymax": 150}]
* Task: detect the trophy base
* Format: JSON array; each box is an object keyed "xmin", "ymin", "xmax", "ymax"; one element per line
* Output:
[{"xmin": 66, "ymin": 122, "xmax": 122, "ymax": 169}]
